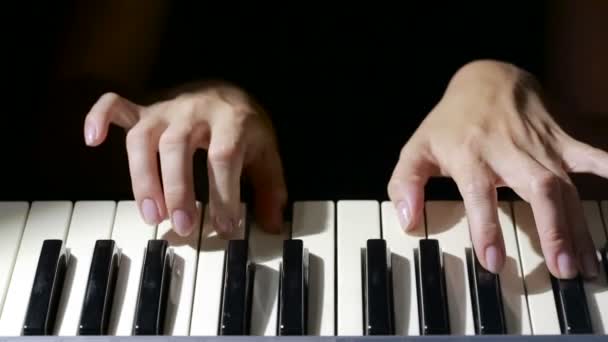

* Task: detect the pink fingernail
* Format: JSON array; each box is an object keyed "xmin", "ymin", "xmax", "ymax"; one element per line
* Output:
[
  {"xmin": 485, "ymin": 245, "xmax": 502, "ymax": 273},
  {"xmin": 173, "ymin": 210, "xmax": 193, "ymax": 236},
  {"xmin": 558, "ymin": 252, "xmax": 577, "ymax": 279},
  {"xmin": 85, "ymin": 124, "xmax": 97, "ymax": 145},
  {"xmin": 142, "ymin": 198, "xmax": 160, "ymax": 224},
  {"xmin": 397, "ymin": 200, "xmax": 411, "ymax": 231},
  {"xmin": 215, "ymin": 216, "xmax": 234, "ymax": 235}
]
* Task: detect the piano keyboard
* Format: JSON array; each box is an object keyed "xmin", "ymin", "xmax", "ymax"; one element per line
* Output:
[{"xmin": 0, "ymin": 200, "xmax": 607, "ymax": 338}]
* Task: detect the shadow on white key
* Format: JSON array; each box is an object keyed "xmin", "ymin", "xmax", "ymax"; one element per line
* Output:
[
  {"xmin": 292, "ymin": 201, "xmax": 335, "ymax": 336},
  {"xmin": 0, "ymin": 202, "xmax": 29, "ymax": 317},
  {"xmin": 582, "ymin": 201, "xmax": 608, "ymax": 334},
  {"xmin": 190, "ymin": 204, "xmax": 246, "ymax": 336},
  {"xmin": 249, "ymin": 220, "xmax": 289, "ymax": 336},
  {"xmin": 425, "ymin": 201, "xmax": 474, "ymax": 335},
  {"xmin": 157, "ymin": 202, "xmax": 202, "ymax": 335},
  {"xmin": 107, "ymin": 201, "xmax": 157, "ymax": 336},
  {"xmin": 0, "ymin": 201, "xmax": 73, "ymax": 336},
  {"xmin": 55, "ymin": 201, "xmax": 116, "ymax": 336},
  {"xmin": 381, "ymin": 201, "xmax": 425, "ymax": 336},
  {"xmin": 513, "ymin": 201, "xmax": 560, "ymax": 334}
]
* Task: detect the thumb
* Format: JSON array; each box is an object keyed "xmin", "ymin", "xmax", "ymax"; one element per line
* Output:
[{"xmin": 387, "ymin": 141, "xmax": 438, "ymax": 232}]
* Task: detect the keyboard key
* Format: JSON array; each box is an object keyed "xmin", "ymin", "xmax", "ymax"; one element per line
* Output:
[
  {"xmin": 292, "ymin": 201, "xmax": 335, "ymax": 336},
  {"xmin": 426, "ymin": 201, "xmax": 475, "ymax": 334},
  {"xmin": 581, "ymin": 201, "xmax": 608, "ymax": 334},
  {"xmin": 23, "ymin": 240, "xmax": 69, "ymax": 335},
  {"xmin": 337, "ymin": 200, "xmax": 381, "ymax": 335},
  {"xmin": 495, "ymin": 202, "xmax": 531, "ymax": 334},
  {"xmin": 381, "ymin": 201, "xmax": 423, "ymax": 335},
  {"xmin": 133, "ymin": 240, "xmax": 173, "ymax": 335},
  {"xmin": 190, "ymin": 204, "xmax": 246, "ymax": 336},
  {"xmin": 364, "ymin": 239, "xmax": 393, "ymax": 335},
  {"xmin": 513, "ymin": 201, "xmax": 561, "ymax": 334},
  {"xmin": 156, "ymin": 203, "xmax": 202, "ymax": 335},
  {"xmin": 416, "ymin": 239, "xmax": 450, "ymax": 335},
  {"xmin": 249, "ymin": 217, "xmax": 289, "ymax": 336},
  {"xmin": 278, "ymin": 239, "xmax": 307, "ymax": 335},
  {"xmin": 55, "ymin": 201, "xmax": 116, "ymax": 336},
  {"xmin": 78, "ymin": 240, "xmax": 121, "ymax": 335},
  {"xmin": 0, "ymin": 202, "xmax": 29, "ymax": 316},
  {"xmin": 0, "ymin": 201, "xmax": 73, "ymax": 336},
  {"xmin": 107, "ymin": 201, "xmax": 157, "ymax": 335},
  {"xmin": 551, "ymin": 275, "xmax": 593, "ymax": 334},
  {"xmin": 466, "ymin": 247, "xmax": 506, "ymax": 334},
  {"xmin": 219, "ymin": 239, "xmax": 252, "ymax": 335}
]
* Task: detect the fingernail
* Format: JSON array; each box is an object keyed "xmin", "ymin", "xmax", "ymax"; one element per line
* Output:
[
  {"xmin": 85, "ymin": 124, "xmax": 97, "ymax": 145},
  {"xmin": 558, "ymin": 252, "xmax": 578, "ymax": 278},
  {"xmin": 582, "ymin": 251, "xmax": 599, "ymax": 278},
  {"xmin": 141, "ymin": 198, "xmax": 160, "ymax": 224},
  {"xmin": 396, "ymin": 200, "xmax": 411, "ymax": 231},
  {"xmin": 485, "ymin": 245, "xmax": 502, "ymax": 273},
  {"xmin": 172, "ymin": 210, "xmax": 193, "ymax": 236},
  {"xmin": 215, "ymin": 216, "xmax": 234, "ymax": 235}
]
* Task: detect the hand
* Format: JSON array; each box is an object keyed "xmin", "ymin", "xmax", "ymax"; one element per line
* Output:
[
  {"xmin": 388, "ymin": 60, "xmax": 608, "ymax": 279},
  {"xmin": 83, "ymin": 81, "xmax": 287, "ymax": 237}
]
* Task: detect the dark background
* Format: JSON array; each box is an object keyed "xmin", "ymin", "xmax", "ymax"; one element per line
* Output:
[{"xmin": 4, "ymin": 1, "xmax": 604, "ymax": 205}]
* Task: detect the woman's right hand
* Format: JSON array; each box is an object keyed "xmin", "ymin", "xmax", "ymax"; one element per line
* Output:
[{"xmin": 83, "ymin": 81, "xmax": 287, "ymax": 237}]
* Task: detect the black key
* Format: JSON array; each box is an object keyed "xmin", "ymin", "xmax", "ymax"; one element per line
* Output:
[
  {"xmin": 551, "ymin": 275, "xmax": 593, "ymax": 334},
  {"xmin": 133, "ymin": 239, "xmax": 173, "ymax": 335},
  {"xmin": 363, "ymin": 239, "xmax": 393, "ymax": 335},
  {"xmin": 278, "ymin": 239, "xmax": 308, "ymax": 335},
  {"xmin": 466, "ymin": 248, "xmax": 506, "ymax": 334},
  {"xmin": 219, "ymin": 239, "xmax": 253, "ymax": 335},
  {"xmin": 23, "ymin": 239, "xmax": 70, "ymax": 335},
  {"xmin": 78, "ymin": 240, "xmax": 121, "ymax": 335},
  {"xmin": 415, "ymin": 239, "xmax": 450, "ymax": 335}
]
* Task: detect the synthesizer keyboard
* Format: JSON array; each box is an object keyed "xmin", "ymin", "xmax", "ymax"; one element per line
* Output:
[{"xmin": 0, "ymin": 200, "xmax": 606, "ymax": 340}]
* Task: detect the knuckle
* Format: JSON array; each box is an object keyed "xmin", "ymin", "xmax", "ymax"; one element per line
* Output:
[
  {"xmin": 126, "ymin": 124, "xmax": 155, "ymax": 149},
  {"xmin": 461, "ymin": 177, "xmax": 492, "ymax": 203},
  {"xmin": 159, "ymin": 128, "xmax": 191, "ymax": 150},
  {"xmin": 530, "ymin": 172, "xmax": 560, "ymax": 197},
  {"xmin": 208, "ymin": 142, "xmax": 242, "ymax": 164},
  {"xmin": 461, "ymin": 125, "xmax": 487, "ymax": 152},
  {"xmin": 539, "ymin": 226, "xmax": 568, "ymax": 250}
]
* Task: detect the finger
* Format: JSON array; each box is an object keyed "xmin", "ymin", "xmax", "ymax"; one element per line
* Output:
[
  {"xmin": 451, "ymin": 159, "xmax": 505, "ymax": 274},
  {"xmin": 126, "ymin": 119, "xmax": 167, "ymax": 226},
  {"xmin": 207, "ymin": 117, "xmax": 246, "ymax": 236},
  {"xmin": 159, "ymin": 123, "xmax": 199, "ymax": 236},
  {"xmin": 561, "ymin": 138, "xmax": 608, "ymax": 179},
  {"xmin": 84, "ymin": 92, "xmax": 141, "ymax": 146},
  {"xmin": 387, "ymin": 140, "xmax": 438, "ymax": 232},
  {"xmin": 559, "ymin": 177, "xmax": 599, "ymax": 279},
  {"xmin": 246, "ymin": 136, "xmax": 287, "ymax": 234}
]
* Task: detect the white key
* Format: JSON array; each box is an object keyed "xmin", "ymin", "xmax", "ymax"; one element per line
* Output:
[
  {"xmin": 108, "ymin": 201, "xmax": 157, "ymax": 336},
  {"xmin": 158, "ymin": 203, "xmax": 202, "ymax": 336},
  {"xmin": 0, "ymin": 202, "xmax": 29, "ymax": 316},
  {"xmin": 336, "ymin": 200, "xmax": 380, "ymax": 336},
  {"xmin": 292, "ymin": 201, "xmax": 335, "ymax": 336},
  {"xmin": 496, "ymin": 201, "xmax": 531, "ymax": 334},
  {"xmin": 56, "ymin": 201, "xmax": 117, "ymax": 336},
  {"xmin": 0, "ymin": 201, "xmax": 73, "ymax": 336},
  {"xmin": 381, "ymin": 201, "xmax": 424, "ymax": 336},
  {"xmin": 249, "ymin": 219, "xmax": 289, "ymax": 336},
  {"xmin": 512, "ymin": 201, "xmax": 560, "ymax": 334},
  {"xmin": 190, "ymin": 204, "xmax": 246, "ymax": 336},
  {"xmin": 425, "ymin": 201, "xmax": 474, "ymax": 335},
  {"xmin": 582, "ymin": 201, "xmax": 608, "ymax": 334}
]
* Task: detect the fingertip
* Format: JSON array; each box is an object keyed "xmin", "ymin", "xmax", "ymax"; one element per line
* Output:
[
  {"xmin": 172, "ymin": 209, "xmax": 194, "ymax": 237},
  {"xmin": 484, "ymin": 244, "xmax": 505, "ymax": 274},
  {"xmin": 556, "ymin": 251, "xmax": 578, "ymax": 279}
]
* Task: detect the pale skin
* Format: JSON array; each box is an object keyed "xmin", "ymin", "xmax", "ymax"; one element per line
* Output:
[{"xmin": 68, "ymin": 2, "xmax": 608, "ymax": 280}]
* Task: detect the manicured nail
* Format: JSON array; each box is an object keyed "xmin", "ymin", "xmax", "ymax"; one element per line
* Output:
[
  {"xmin": 141, "ymin": 198, "xmax": 160, "ymax": 224},
  {"xmin": 85, "ymin": 124, "xmax": 97, "ymax": 145},
  {"xmin": 558, "ymin": 252, "xmax": 578, "ymax": 278},
  {"xmin": 485, "ymin": 245, "xmax": 502, "ymax": 274},
  {"xmin": 172, "ymin": 210, "xmax": 193, "ymax": 236},
  {"xmin": 582, "ymin": 251, "xmax": 599, "ymax": 278},
  {"xmin": 396, "ymin": 200, "xmax": 411, "ymax": 231},
  {"xmin": 215, "ymin": 215, "xmax": 234, "ymax": 235}
]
